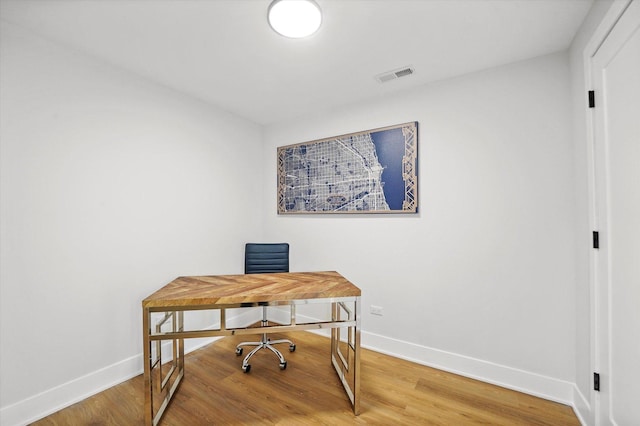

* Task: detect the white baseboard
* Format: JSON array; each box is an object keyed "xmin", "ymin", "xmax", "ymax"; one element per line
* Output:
[
  {"xmin": 2, "ymin": 308, "xmax": 581, "ymax": 425},
  {"xmin": 0, "ymin": 308, "xmax": 260, "ymax": 426},
  {"xmin": 360, "ymin": 330, "xmax": 575, "ymax": 405},
  {"xmin": 271, "ymin": 309, "xmax": 576, "ymax": 405},
  {"xmin": 0, "ymin": 353, "xmax": 143, "ymax": 426},
  {"xmin": 572, "ymin": 385, "xmax": 592, "ymax": 426}
]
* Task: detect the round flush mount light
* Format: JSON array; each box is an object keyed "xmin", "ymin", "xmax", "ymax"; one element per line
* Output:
[{"xmin": 268, "ymin": 0, "xmax": 322, "ymax": 38}]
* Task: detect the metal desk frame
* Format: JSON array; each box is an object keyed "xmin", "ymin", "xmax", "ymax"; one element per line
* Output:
[{"xmin": 142, "ymin": 274, "xmax": 361, "ymax": 425}]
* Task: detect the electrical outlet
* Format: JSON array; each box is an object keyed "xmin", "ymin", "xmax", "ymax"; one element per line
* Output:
[{"xmin": 370, "ymin": 305, "xmax": 383, "ymax": 316}]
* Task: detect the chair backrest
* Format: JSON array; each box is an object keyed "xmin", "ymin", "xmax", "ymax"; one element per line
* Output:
[{"xmin": 244, "ymin": 243, "xmax": 289, "ymax": 274}]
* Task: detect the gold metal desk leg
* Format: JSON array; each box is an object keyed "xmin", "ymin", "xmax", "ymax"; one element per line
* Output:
[
  {"xmin": 330, "ymin": 298, "xmax": 361, "ymax": 415},
  {"xmin": 354, "ymin": 296, "xmax": 361, "ymax": 415},
  {"xmin": 143, "ymin": 307, "xmax": 152, "ymax": 425},
  {"xmin": 143, "ymin": 310, "xmax": 185, "ymax": 426}
]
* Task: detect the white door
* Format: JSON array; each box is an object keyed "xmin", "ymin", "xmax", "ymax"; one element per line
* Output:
[{"xmin": 591, "ymin": 1, "xmax": 640, "ymax": 424}]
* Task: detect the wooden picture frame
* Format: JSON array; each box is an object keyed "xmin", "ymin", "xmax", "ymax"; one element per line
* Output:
[{"xmin": 277, "ymin": 122, "xmax": 418, "ymax": 214}]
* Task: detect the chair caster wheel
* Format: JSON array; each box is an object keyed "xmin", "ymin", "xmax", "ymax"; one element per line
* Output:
[
  {"xmin": 289, "ymin": 344, "xmax": 296, "ymax": 352},
  {"xmin": 235, "ymin": 347, "xmax": 243, "ymax": 356},
  {"xmin": 242, "ymin": 364, "xmax": 251, "ymax": 373},
  {"xmin": 279, "ymin": 361, "xmax": 287, "ymax": 370}
]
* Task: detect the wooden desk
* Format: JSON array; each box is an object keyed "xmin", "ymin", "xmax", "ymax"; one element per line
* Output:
[{"xmin": 142, "ymin": 271, "xmax": 361, "ymax": 425}]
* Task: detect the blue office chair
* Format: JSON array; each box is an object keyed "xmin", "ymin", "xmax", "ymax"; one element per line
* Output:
[{"xmin": 235, "ymin": 243, "xmax": 296, "ymax": 372}]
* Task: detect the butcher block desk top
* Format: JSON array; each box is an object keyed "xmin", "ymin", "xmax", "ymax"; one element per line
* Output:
[{"xmin": 142, "ymin": 271, "xmax": 361, "ymax": 308}]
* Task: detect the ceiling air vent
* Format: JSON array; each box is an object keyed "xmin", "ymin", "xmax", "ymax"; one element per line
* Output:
[{"xmin": 375, "ymin": 66, "xmax": 415, "ymax": 83}]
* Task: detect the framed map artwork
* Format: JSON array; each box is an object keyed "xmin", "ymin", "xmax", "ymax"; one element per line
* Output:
[{"xmin": 277, "ymin": 122, "xmax": 418, "ymax": 214}]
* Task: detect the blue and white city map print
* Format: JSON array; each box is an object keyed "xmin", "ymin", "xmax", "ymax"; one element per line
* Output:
[{"xmin": 277, "ymin": 122, "xmax": 417, "ymax": 214}]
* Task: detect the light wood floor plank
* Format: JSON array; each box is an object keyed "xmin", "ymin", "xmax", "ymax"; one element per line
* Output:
[{"xmin": 32, "ymin": 331, "xmax": 579, "ymax": 425}]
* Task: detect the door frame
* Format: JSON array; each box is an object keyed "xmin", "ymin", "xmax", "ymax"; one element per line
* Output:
[{"xmin": 583, "ymin": 0, "xmax": 635, "ymax": 424}]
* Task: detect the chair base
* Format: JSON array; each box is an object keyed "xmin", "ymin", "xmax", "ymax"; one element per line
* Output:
[{"xmin": 236, "ymin": 333, "xmax": 296, "ymax": 372}]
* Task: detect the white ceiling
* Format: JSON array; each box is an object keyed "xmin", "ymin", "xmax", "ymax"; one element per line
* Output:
[{"xmin": 0, "ymin": 0, "xmax": 593, "ymax": 125}]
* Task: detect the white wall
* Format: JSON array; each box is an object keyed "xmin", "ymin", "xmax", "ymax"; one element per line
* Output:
[
  {"xmin": 263, "ymin": 52, "xmax": 577, "ymax": 402},
  {"xmin": 0, "ymin": 22, "xmax": 263, "ymax": 423}
]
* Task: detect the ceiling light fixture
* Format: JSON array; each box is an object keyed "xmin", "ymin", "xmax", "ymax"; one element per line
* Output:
[{"xmin": 268, "ymin": 0, "xmax": 322, "ymax": 39}]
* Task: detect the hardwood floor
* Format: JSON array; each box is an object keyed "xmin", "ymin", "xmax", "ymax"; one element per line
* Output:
[{"xmin": 32, "ymin": 332, "xmax": 580, "ymax": 425}]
